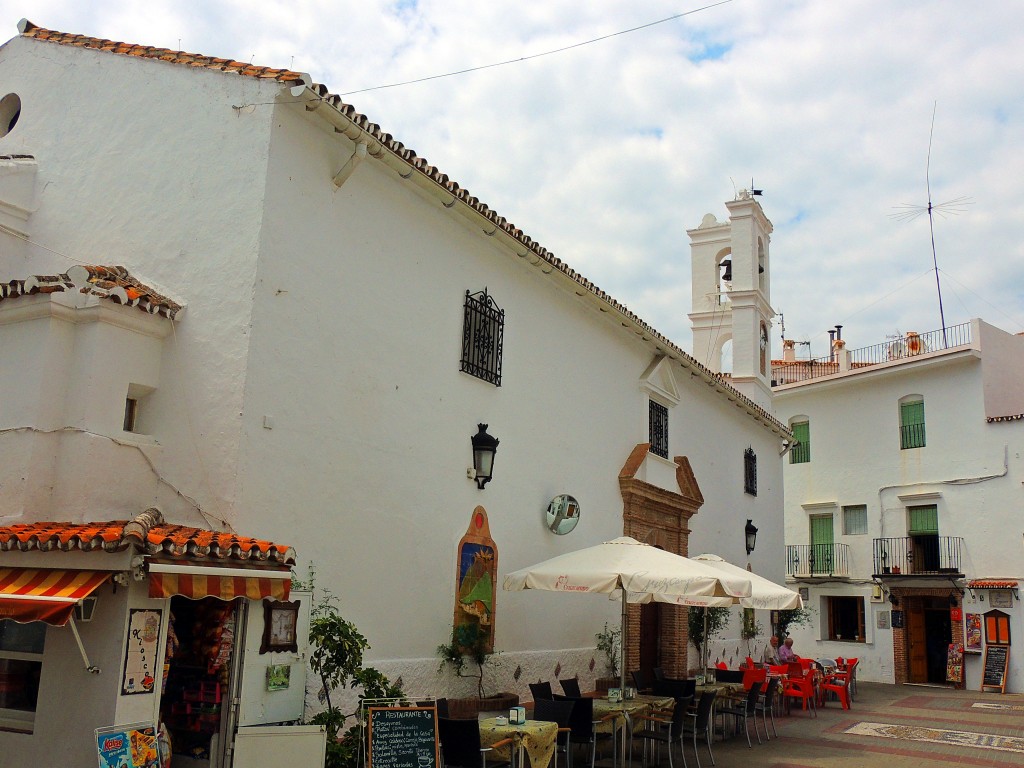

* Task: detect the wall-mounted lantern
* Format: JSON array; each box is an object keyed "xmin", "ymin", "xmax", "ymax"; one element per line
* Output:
[
  {"xmin": 471, "ymin": 424, "xmax": 499, "ymax": 489},
  {"xmin": 744, "ymin": 519, "xmax": 758, "ymax": 556}
]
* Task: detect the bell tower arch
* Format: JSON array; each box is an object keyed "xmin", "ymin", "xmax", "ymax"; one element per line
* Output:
[{"xmin": 688, "ymin": 190, "xmax": 775, "ymax": 410}]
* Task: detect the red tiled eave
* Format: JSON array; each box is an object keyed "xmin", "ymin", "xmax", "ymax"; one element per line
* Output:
[
  {"xmin": 14, "ymin": 21, "xmax": 786, "ymax": 437},
  {"xmin": 967, "ymin": 579, "xmax": 1018, "ymax": 589},
  {"xmin": 0, "ymin": 516, "xmax": 294, "ymax": 566},
  {"xmin": 18, "ymin": 19, "xmax": 309, "ymax": 85},
  {"xmin": 0, "ymin": 264, "xmax": 183, "ymax": 319}
]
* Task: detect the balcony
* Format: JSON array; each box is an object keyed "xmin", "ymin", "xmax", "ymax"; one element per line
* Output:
[
  {"xmin": 872, "ymin": 536, "xmax": 964, "ymax": 577},
  {"xmin": 786, "ymin": 544, "xmax": 850, "ymax": 578}
]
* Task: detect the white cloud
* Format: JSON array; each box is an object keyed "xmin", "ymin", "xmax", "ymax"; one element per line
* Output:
[{"xmin": 3, "ymin": 0, "xmax": 1022, "ymax": 356}]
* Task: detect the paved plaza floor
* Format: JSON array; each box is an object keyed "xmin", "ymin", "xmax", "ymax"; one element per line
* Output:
[{"xmin": 629, "ymin": 682, "xmax": 1024, "ymax": 768}]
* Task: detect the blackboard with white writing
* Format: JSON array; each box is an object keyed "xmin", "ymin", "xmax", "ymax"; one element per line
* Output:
[
  {"xmin": 369, "ymin": 707, "xmax": 438, "ymax": 768},
  {"xmin": 981, "ymin": 645, "xmax": 1009, "ymax": 693}
]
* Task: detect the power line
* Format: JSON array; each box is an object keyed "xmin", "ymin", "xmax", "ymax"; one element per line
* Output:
[{"xmin": 338, "ymin": 1, "xmax": 734, "ymax": 96}]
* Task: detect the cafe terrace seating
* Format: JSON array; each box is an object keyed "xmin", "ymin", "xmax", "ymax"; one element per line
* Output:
[
  {"xmin": 680, "ymin": 689, "xmax": 717, "ymax": 768},
  {"xmin": 532, "ymin": 698, "xmax": 575, "ymax": 768},
  {"xmin": 440, "ymin": 717, "xmax": 513, "ymax": 768},
  {"xmin": 631, "ymin": 695, "xmax": 694, "ymax": 768},
  {"xmin": 781, "ymin": 667, "xmax": 817, "ymax": 716},
  {"xmin": 559, "ymin": 677, "xmax": 583, "ymax": 698},
  {"xmin": 716, "ymin": 680, "xmax": 762, "ymax": 748},
  {"xmin": 554, "ymin": 693, "xmax": 617, "ymax": 768},
  {"xmin": 652, "ymin": 667, "xmax": 695, "ymax": 700},
  {"xmin": 530, "ymin": 681, "xmax": 555, "ymax": 701},
  {"xmin": 753, "ymin": 676, "xmax": 780, "ymax": 739}
]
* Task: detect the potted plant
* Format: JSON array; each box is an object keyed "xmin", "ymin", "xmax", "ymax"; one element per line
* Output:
[
  {"xmin": 437, "ymin": 622, "xmax": 518, "ymax": 718},
  {"xmin": 741, "ymin": 608, "xmax": 763, "ymax": 656},
  {"xmin": 775, "ymin": 606, "xmax": 813, "ymax": 640},
  {"xmin": 594, "ymin": 622, "xmax": 621, "ymax": 692},
  {"xmin": 688, "ymin": 606, "xmax": 731, "ymax": 675}
]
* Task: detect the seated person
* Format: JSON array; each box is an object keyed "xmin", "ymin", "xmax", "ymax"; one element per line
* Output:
[
  {"xmin": 762, "ymin": 636, "xmax": 781, "ymax": 665},
  {"xmin": 778, "ymin": 636, "xmax": 797, "ymax": 663}
]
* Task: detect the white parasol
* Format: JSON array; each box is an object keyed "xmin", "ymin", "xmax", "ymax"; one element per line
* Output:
[{"xmin": 502, "ymin": 537, "xmax": 753, "ymax": 691}]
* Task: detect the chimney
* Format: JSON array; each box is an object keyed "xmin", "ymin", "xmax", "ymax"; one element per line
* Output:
[{"xmin": 782, "ymin": 339, "xmax": 796, "ymax": 363}]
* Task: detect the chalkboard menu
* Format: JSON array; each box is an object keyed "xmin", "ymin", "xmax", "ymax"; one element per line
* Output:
[
  {"xmin": 981, "ymin": 645, "xmax": 1009, "ymax": 693},
  {"xmin": 369, "ymin": 707, "xmax": 439, "ymax": 768}
]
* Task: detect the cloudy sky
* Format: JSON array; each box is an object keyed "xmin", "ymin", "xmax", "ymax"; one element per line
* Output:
[{"xmin": 4, "ymin": 1, "xmax": 1022, "ymax": 364}]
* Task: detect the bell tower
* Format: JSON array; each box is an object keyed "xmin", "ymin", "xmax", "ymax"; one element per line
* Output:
[{"xmin": 688, "ymin": 190, "xmax": 775, "ymax": 410}]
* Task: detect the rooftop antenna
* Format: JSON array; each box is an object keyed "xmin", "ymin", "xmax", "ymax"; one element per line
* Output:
[
  {"xmin": 750, "ymin": 178, "xmax": 763, "ymax": 196},
  {"xmin": 890, "ymin": 102, "xmax": 972, "ymax": 349}
]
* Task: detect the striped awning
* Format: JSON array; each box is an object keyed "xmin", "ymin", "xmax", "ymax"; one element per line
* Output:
[
  {"xmin": 0, "ymin": 568, "xmax": 112, "ymax": 626},
  {"xmin": 148, "ymin": 562, "xmax": 291, "ymax": 601}
]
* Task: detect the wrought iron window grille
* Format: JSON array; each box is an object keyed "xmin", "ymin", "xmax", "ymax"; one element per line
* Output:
[
  {"xmin": 744, "ymin": 446, "xmax": 757, "ymax": 495},
  {"xmin": 649, "ymin": 400, "xmax": 669, "ymax": 458},
  {"xmin": 460, "ymin": 288, "xmax": 504, "ymax": 386}
]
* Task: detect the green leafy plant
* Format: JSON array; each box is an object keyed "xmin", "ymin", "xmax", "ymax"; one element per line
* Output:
[
  {"xmin": 295, "ymin": 570, "xmax": 404, "ymax": 768},
  {"xmin": 437, "ymin": 622, "xmax": 499, "ymax": 699},
  {"xmin": 687, "ymin": 606, "xmax": 731, "ymax": 671},
  {"xmin": 775, "ymin": 606, "xmax": 813, "ymax": 639},
  {"xmin": 595, "ymin": 622, "xmax": 622, "ymax": 677}
]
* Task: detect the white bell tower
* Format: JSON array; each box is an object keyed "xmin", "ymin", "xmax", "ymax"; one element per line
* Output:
[{"xmin": 688, "ymin": 190, "xmax": 775, "ymax": 410}]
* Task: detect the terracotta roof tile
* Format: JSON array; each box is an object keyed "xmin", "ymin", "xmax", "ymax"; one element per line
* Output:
[
  {"xmin": 18, "ymin": 19, "xmax": 309, "ymax": 86},
  {"xmin": 967, "ymin": 579, "xmax": 1018, "ymax": 589},
  {"xmin": 0, "ymin": 514, "xmax": 294, "ymax": 565},
  {"xmin": 15, "ymin": 20, "xmax": 786, "ymax": 437},
  {"xmin": 0, "ymin": 264, "xmax": 184, "ymax": 319}
]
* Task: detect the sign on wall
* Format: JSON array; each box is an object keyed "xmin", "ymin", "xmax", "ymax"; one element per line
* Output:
[
  {"xmin": 121, "ymin": 609, "xmax": 162, "ymax": 695},
  {"xmin": 965, "ymin": 613, "xmax": 982, "ymax": 653},
  {"xmin": 96, "ymin": 722, "xmax": 160, "ymax": 768}
]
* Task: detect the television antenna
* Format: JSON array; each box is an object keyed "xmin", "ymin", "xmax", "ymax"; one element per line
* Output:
[{"xmin": 890, "ymin": 102, "xmax": 972, "ymax": 348}]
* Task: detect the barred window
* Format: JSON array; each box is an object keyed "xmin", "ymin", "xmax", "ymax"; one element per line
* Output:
[
  {"xmin": 899, "ymin": 398, "xmax": 925, "ymax": 449},
  {"xmin": 649, "ymin": 400, "xmax": 669, "ymax": 458},
  {"xmin": 460, "ymin": 289, "xmax": 504, "ymax": 386},
  {"xmin": 790, "ymin": 421, "xmax": 810, "ymax": 464},
  {"xmin": 744, "ymin": 447, "xmax": 757, "ymax": 496}
]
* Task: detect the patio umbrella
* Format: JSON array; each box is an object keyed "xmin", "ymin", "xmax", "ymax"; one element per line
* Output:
[
  {"xmin": 627, "ymin": 554, "xmax": 802, "ymax": 671},
  {"xmin": 502, "ymin": 537, "xmax": 753, "ymax": 692}
]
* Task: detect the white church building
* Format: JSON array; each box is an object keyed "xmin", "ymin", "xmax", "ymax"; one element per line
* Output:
[{"xmin": 0, "ymin": 20, "xmax": 789, "ymax": 767}]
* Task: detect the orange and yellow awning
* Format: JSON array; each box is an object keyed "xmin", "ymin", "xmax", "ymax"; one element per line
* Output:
[{"xmin": 0, "ymin": 567, "xmax": 112, "ymax": 626}]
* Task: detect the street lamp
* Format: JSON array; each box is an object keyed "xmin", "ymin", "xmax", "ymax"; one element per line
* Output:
[
  {"xmin": 745, "ymin": 519, "xmax": 758, "ymax": 556},
  {"xmin": 471, "ymin": 424, "xmax": 499, "ymax": 489}
]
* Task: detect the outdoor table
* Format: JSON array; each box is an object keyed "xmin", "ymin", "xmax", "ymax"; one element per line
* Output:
[
  {"xmin": 695, "ymin": 681, "xmax": 745, "ymax": 740},
  {"xmin": 480, "ymin": 717, "xmax": 558, "ymax": 768}
]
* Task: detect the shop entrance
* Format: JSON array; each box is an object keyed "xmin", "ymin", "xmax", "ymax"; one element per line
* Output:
[{"xmin": 161, "ymin": 596, "xmax": 243, "ymax": 767}]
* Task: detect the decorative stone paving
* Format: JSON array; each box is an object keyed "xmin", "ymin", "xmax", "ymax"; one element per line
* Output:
[
  {"xmin": 971, "ymin": 702, "xmax": 1024, "ymax": 711},
  {"xmin": 844, "ymin": 721, "xmax": 1024, "ymax": 754}
]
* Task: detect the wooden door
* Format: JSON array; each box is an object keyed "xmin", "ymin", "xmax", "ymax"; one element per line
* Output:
[
  {"xmin": 907, "ymin": 601, "xmax": 928, "ymax": 682},
  {"xmin": 639, "ymin": 603, "xmax": 660, "ymax": 679}
]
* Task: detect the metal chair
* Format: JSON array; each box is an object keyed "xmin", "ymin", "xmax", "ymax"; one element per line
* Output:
[
  {"xmin": 752, "ymin": 677, "xmax": 779, "ymax": 739},
  {"xmin": 681, "ymin": 689, "xmax": 717, "ymax": 768},
  {"xmin": 439, "ymin": 717, "xmax": 513, "ymax": 768},
  {"xmin": 632, "ymin": 669, "xmax": 654, "ymax": 694},
  {"xmin": 631, "ymin": 695, "xmax": 692, "ymax": 768},
  {"xmin": 555, "ymin": 694, "xmax": 616, "ymax": 768},
  {"xmin": 716, "ymin": 681, "xmax": 762, "ymax": 747},
  {"xmin": 533, "ymin": 698, "xmax": 575, "ymax": 768},
  {"xmin": 530, "ymin": 681, "xmax": 554, "ymax": 701},
  {"xmin": 651, "ymin": 669, "xmax": 695, "ymax": 700},
  {"xmin": 559, "ymin": 677, "xmax": 583, "ymax": 698}
]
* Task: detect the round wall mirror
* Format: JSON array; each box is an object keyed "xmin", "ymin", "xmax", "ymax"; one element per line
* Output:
[{"xmin": 546, "ymin": 494, "xmax": 581, "ymax": 535}]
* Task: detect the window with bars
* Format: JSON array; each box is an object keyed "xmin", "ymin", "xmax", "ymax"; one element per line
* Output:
[
  {"xmin": 649, "ymin": 400, "xmax": 669, "ymax": 458},
  {"xmin": 900, "ymin": 398, "xmax": 925, "ymax": 449},
  {"xmin": 790, "ymin": 421, "xmax": 810, "ymax": 464},
  {"xmin": 744, "ymin": 447, "xmax": 757, "ymax": 495},
  {"xmin": 460, "ymin": 289, "xmax": 504, "ymax": 386}
]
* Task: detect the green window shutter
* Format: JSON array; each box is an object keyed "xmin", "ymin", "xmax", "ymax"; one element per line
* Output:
[
  {"xmin": 908, "ymin": 505, "xmax": 938, "ymax": 534},
  {"xmin": 900, "ymin": 400, "xmax": 926, "ymax": 449},
  {"xmin": 791, "ymin": 422, "xmax": 810, "ymax": 464},
  {"xmin": 810, "ymin": 515, "xmax": 834, "ymax": 575}
]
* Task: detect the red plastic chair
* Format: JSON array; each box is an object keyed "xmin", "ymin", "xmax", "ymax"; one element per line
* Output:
[
  {"xmin": 781, "ymin": 669, "xmax": 817, "ymax": 716},
  {"xmin": 833, "ymin": 659, "xmax": 859, "ymax": 701},
  {"xmin": 742, "ymin": 666, "xmax": 767, "ymax": 691},
  {"xmin": 716, "ymin": 661, "xmax": 728, "ymax": 670},
  {"xmin": 820, "ymin": 669, "xmax": 851, "ymax": 709}
]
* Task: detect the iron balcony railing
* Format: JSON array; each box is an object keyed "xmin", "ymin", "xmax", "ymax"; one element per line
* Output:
[
  {"xmin": 872, "ymin": 536, "xmax": 964, "ymax": 576},
  {"xmin": 772, "ymin": 322, "xmax": 972, "ymax": 386},
  {"xmin": 786, "ymin": 544, "xmax": 850, "ymax": 578}
]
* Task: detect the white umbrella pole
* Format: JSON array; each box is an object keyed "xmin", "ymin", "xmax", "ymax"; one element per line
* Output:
[{"xmin": 702, "ymin": 607, "xmax": 709, "ymax": 673}]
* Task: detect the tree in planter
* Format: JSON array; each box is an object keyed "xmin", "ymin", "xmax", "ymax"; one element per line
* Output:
[
  {"xmin": 687, "ymin": 606, "xmax": 730, "ymax": 672},
  {"xmin": 595, "ymin": 622, "xmax": 622, "ymax": 678},
  {"xmin": 297, "ymin": 576, "xmax": 403, "ymax": 768},
  {"xmin": 775, "ymin": 606, "xmax": 813, "ymax": 640},
  {"xmin": 740, "ymin": 607, "xmax": 764, "ymax": 657},
  {"xmin": 437, "ymin": 621, "xmax": 500, "ymax": 699}
]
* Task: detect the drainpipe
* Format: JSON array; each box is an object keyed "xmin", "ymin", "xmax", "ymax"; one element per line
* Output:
[{"xmin": 332, "ymin": 141, "xmax": 367, "ymax": 189}]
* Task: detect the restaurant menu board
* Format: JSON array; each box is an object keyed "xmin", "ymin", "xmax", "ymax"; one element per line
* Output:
[
  {"xmin": 981, "ymin": 645, "xmax": 1009, "ymax": 693},
  {"xmin": 369, "ymin": 707, "xmax": 438, "ymax": 768},
  {"xmin": 95, "ymin": 722, "xmax": 161, "ymax": 768}
]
